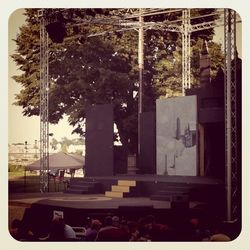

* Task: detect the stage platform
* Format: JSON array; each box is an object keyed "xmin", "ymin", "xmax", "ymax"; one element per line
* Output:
[
  {"xmin": 9, "ymin": 192, "xmax": 204, "ymax": 210},
  {"xmin": 9, "ymin": 174, "xmax": 225, "ymax": 238},
  {"xmin": 66, "ymin": 174, "xmax": 224, "ymax": 201},
  {"xmin": 9, "ymin": 192, "xmax": 211, "ymax": 236},
  {"xmin": 81, "ymin": 174, "xmax": 223, "ymax": 184}
]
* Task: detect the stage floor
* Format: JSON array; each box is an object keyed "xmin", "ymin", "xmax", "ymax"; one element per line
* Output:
[
  {"xmin": 9, "ymin": 192, "xmax": 205, "ymax": 210},
  {"xmin": 84, "ymin": 174, "xmax": 223, "ymax": 184},
  {"xmin": 9, "ymin": 192, "xmax": 220, "ymax": 236}
]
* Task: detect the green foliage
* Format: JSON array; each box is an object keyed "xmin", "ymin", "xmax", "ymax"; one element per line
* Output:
[
  {"xmin": 50, "ymin": 138, "xmax": 58, "ymax": 150},
  {"xmin": 11, "ymin": 8, "xmax": 224, "ymax": 154},
  {"xmin": 9, "ymin": 175, "xmax": 68, "ymax": 193},
  {"xmin": 72, "ymin": 138, "xmax": 85, "ymax": 145},
  {"xmin": 75, "ymin": 149, "xmax": 83, "ymax": 155},
  {"xmin": 60, "ymin": 143, "xmax": 68, "ymax": 153},
  {"xmin": 8, "ymin": 164, "xmax": 25, "ymax": 172}
]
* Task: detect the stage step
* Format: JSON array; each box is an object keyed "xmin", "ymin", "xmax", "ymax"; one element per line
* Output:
[
  {"xmin": 105, "ymin": 180, "xmax": 137, "ymax": 198},
  {"xmin": 150, "ymin": 184, "xmax": 190, "ymax": 202},
  {"xmin": 112, "ymin": 185, "xmax": 130, "ymax": 192},
  {"xmin": 150, "ymin": 195, "xmax": 172, "ymax": 201},
  {"xmin": 158, "ymin": 190, "xmax": 189, "ymax": 195},
  {"xmin": 150, "ymin": 193, "xmax": 189, "ymax": 202},
  {"xmin": 118, "ymin": 180, "xmax": 136, "ymax": 187},
  {"xmin": 105, "ymin": 191, "xmax": 124, "ymax": 198},
  {"xmin": 65, "ymin": 179, "xmax": 102, "ymax": 194}
]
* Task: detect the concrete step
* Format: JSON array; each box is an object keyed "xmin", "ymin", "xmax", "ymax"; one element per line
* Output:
[
  {"xmin": 65, "ymin": 181, "xmax": 102, "ymax": 194},
  {"xmin": 105, "ymin": 180, "xmax": 137, "ymax": 198},
  {"xmin": 112, "ymin": 185, "xmax": 130, "ymax": 192},
  {"xmin": 150, "ymin": 194, "xmax": 189, "ymax": 202},
  {"xmin": 158, "ymin": 190, "xmax": 189, "ymax": 195},
  {"xmin": 67, "ymin": 185, "xmax": 89, "ymax": 190},
  {"xmin": 68, "ymin": 183, "xmax": 98, "ymax": 189},
  {"xmin": 65, "ymin": 187, "xmax": 100, "ymax": 194},
  {"xmin": 150, "ymin": 195, "xmax": 172, "ymax": 201},
  {"xmin": 105, "ymin": 191, "xmax": 124, "ymax": 198},
  {"xmin": 69, "ymin": 180, "xmax": 101, "ymax": 185},
  {"xmin": 118, "ymin": 180, "xmax": 136, "ymax": 187},
  {"xmin": 158, "ymin": 185, "xmax": 190, "ymax": 191},
  {"xmin": 64, "ymin": 189, "xmax": 85, "ymax": 194}
]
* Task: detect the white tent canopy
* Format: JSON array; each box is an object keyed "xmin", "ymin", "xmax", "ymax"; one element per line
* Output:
[{"xmin": 26, "ymin": 152, "xmax": 85, "ymax": 171}]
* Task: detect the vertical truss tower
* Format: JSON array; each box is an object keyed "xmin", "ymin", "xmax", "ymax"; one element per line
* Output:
[
  {"xmin": 38, "ymin": 9, "xmax": 241, "ymax": 216},
  {"xmin": 224, "ymin": 9, "xmax": 239, "ymax": 222},
  {"xmin": 182, "ymin": 9, "xmax": 191, "ymax": 94},
  {"xmin": 39, "ymin": 12, "xmax": 49, "ymax": 192}
]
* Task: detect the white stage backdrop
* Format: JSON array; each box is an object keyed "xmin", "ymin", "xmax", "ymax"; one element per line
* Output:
[{"xmin": 156, "ymin": 95, "xmax": 197, "ymax": 176}]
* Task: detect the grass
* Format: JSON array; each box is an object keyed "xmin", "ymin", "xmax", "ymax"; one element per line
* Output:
[
  {"xmin": 9, "ymin": 171, "xmax": 69, "ymax": 193},
  {"xmin": 9, "ymin": 170, "xmax": 36, "ymax": 180},
  {"xmin": 8, "ymin": 171, "xmax": 70, "ymax": 228},
  {"xmin": 9, "ymin": 205, "xmax": 29, "ymax": 229}
]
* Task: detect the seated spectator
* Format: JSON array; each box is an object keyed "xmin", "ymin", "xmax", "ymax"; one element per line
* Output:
[
  {"xmin": 9, "ymin": 218, "xmax": 35, "ymax": 241},
  {"xmin": 47, "ymin": 217, "xmax": 76, "ymax": 241},
  {"xmin": 84, "ymin": 216, "xmax": 92, "ymax": 230},
  {"xmin": 9, "ymin": 219, "xmax": 22, "ymax": 240},
  {"xmin": 47, "ymin": 217, "xmax": 65, "ymax": 241},
  {"xmin": 112, "ymin": 216, "xmax": 120, "ymax": 228},
  {"xmin": 188, "ymin": 217, "xmax": 211, "ymax": 241},
  {"xmin": 210, "ymin": 233, "xmax": 231, "ymax": 241},
  {"xmin": 85, "ymin": 219, "xmax": 102, "ymax": 241},
  {"xmin": 64, "ymin": 223, "xmax": 77, "ymax": 240},
  {"xmin": 209, "ymin": 222, "xmax": 231, "ymax": 241},
  {"xmin": 142, "ymin": 215, "xmax": 170, "ymax": 241},
  {"xmin": 95, "ymin": 216, "xmax": 129, "ymax": 241},
  {"xmin": 127, "ymin": 221, "xmax": 141, "ymax": 241}
]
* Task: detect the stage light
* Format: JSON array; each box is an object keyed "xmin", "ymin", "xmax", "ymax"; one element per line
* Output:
[
  {"xmin": 46, "ymin": 21, "xmax": 66, "ymax": 43},
  {"xmin": 45, "ymin": 12, "xmax": 66, "ymax": 43}
]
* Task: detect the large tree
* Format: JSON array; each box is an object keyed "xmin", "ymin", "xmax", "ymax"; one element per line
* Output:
[
  {"xmin": 13, "ymin": 8, "xmax": 140, "ymax": 153},
  {"xmin": 11, "ymin": 8, "xmax": 224, "ymax": 154}
]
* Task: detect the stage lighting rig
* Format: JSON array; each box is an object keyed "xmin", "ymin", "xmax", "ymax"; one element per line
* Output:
[{"xmin": 45, "ymin": 11, "xmax": 66, "ymax": 43}]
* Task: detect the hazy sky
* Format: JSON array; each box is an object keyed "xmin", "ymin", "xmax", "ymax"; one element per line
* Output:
[
  {"xmin": 8, "ymin": 9, "xmax": 80, "ymax": 144},
  {"xmin": 8, "ymin": 9, "xmax": 242, "ymax": 145}
]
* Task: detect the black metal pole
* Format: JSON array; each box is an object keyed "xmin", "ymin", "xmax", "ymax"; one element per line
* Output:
[{"xmin": 138, "ymin": 9, "xmax": 144, "ymax": 172}]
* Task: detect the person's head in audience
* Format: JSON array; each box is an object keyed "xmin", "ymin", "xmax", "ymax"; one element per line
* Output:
[
  {"xmin": 48, "ymin": 216, "xmax": 65, "ymax": 241},
  {"xmin": 91, "ymin": 219, "xmax": 102, "ymax": 231},
  {"xmin": 144, "ymin": 215, "xmax": 155, "ymax": 231},
  {"xmin": 112, "ymin": 216, "xmax": 120, "ymax": 228},
  {"xmin": 103, "ymin": 216, "xmax": 113, "ymax": 227}
]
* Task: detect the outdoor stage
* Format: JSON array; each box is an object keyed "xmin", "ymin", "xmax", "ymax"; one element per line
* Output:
[
  {"xmin": 9, "ymin": 192, "xmax": 208, "ymax": 237},
  {"xmin": 9, "ymin": 174, "xmax": 225, "ymax": 238},
  {"xmin": 9, "ymin": 192, "xmax": 204, "ymax": 210}
]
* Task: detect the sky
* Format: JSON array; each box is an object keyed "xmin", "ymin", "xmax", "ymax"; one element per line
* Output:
[
  {"xmin": 8, "ymin": 9, "xmax": 80, "ymax": 144},
  {"xmin": 8, "ymin": 8, "xmax": 242, "ymax": 145}
]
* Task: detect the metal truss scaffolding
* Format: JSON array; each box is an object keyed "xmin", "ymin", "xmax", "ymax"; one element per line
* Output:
[
  {"xmin": 182, "ymin": 9, "xmax": 191, "ymax": 94},
  {"xmin": 38, "ymin": 9, "xmax": 241, "ymax": 209},
  {"xmin": 137, "ymin": 9, "xmax": 144, "ymax": 165},
  {"xmin": 39, "ymin": 13, "xmax": 49, "ymax": 193},
  {"xmin": 224, "ymin": 9, "xmax": 238, "ymax": 222}
]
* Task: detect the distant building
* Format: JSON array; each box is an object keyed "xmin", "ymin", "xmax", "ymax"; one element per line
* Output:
[
  {"xmin": 8, "ymin": 141, "xmax": 39, "ymax": 166},
  {"xmin": 9, "ymin": 139, "xmax": 85, "ymax": 166},
  {"xmin": 67, "ymin": 144, "xmax": 85, "ymax": 155}
]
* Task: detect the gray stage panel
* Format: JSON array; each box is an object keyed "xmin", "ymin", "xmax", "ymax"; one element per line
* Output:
[
  {"xmin": 85, "ymin": 104, "xmax": 114, "ymax": 177},
  {"xmin": 139, "ymin": 112, "xmax": 156, "ymax": 174},
  {"xmin": 156, "ymin": 96, "xmax": 198, "ymax": 176}
]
